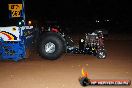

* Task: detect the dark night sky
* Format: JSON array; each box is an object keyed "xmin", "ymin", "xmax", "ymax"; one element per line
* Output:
[
  {"xmin": 25, "ymin": 0, "xmax": 131, "ymax": 21},
  {"xmin": 0, "ymin": 0, "xmax": 132, "ymax": 29}
]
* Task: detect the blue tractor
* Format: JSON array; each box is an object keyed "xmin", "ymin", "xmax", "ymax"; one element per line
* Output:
[
  {"xmin": 0, "ymin": 25, "xmax": 34, "ymax": 61},
  {"xmin": 0, "ymin": 1, "xmax": 107, "ymax": 61}
]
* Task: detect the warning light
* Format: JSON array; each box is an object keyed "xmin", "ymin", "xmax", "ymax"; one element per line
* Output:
[{"xmin": 28, "ymin": 21, "xmax": 32, "ymax": 25}]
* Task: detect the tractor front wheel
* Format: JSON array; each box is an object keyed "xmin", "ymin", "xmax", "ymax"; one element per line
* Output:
[{"xmin": 96, "ymin": 49, "xmax": 107, "ymax": 59}]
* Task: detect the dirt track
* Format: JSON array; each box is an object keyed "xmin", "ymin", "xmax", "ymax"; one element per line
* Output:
[{"xmin": 0, "ymin": 40, "xmax": 132, "ymax": 88}]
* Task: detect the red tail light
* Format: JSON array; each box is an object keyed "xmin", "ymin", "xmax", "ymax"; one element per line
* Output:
[{"xmin": 51, "ymin": 28, "xmax": 59, "ymax": 32}]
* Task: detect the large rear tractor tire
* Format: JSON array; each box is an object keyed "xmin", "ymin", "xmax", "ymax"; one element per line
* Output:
[{"xmin": 39, "ymin": 33, "xmax": 65, "ymax": 60}]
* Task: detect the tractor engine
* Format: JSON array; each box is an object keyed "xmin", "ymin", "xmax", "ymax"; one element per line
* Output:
[
  {"xmin": 85, "ymin": 30, "xmax": 104, "ymax": 48},
  {"xmin": 66, "ymin": 30, "xmax": 106, "ymax": 59},
  {"xmin": 85, "ymin": 32, "xmax": 99, "ymax": 47}
]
